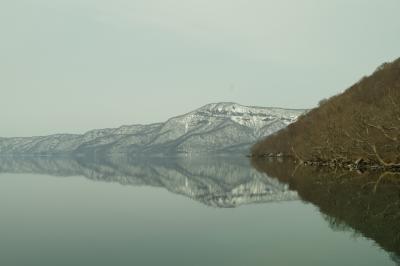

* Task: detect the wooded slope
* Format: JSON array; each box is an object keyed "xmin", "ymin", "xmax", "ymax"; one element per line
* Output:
[{"xmin": 252, "ymin": 58, "xmax": 400, "ymax": 167}]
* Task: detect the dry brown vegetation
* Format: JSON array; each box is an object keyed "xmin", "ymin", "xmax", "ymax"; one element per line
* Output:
[{"xmin": 252, "ymin": 58, "xmax": 400, "ymax": 171}]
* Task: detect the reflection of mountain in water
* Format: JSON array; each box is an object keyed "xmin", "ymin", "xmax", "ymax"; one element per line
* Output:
[
  {"xmin": 0, "ymin": 156, "xmax": 298, "ymax": 208},
  {"xmin": 252, "ymin": 158, "xmax": 400, "ymax": 260}
]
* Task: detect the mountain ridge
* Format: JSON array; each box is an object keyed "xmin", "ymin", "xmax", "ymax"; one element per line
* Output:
[{"xmin": 0, "ymin": 102, "xmax": 305, "ymax": 157}]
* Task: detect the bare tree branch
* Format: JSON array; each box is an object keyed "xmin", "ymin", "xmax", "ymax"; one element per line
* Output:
[{"xmin": 366, "ymin": 123, "xmax": 398, "ymax": 142}]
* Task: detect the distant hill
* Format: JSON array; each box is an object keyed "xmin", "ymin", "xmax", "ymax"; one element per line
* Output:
[
  {"xmin": 0, "ymin": 103, "xmax": 304, "ymax": 157},
  {"xmin": 252, "ymin": 58, "xmax": 400, "ymax": 170}
]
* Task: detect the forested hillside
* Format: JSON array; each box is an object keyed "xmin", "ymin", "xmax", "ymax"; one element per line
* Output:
[{"xmin": 251, "ymin": 58, "xmax": 400, "ymax": 170}]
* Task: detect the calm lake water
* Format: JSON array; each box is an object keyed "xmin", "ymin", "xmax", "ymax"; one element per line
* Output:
[{"xmin": 0, "ymin": 156, "xmax": 398, "ymax": 266}]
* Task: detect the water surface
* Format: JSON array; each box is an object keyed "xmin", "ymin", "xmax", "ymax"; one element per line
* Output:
[{"xmin": 0, "ymin": 156, "xmax": 398, "ymax": 266}]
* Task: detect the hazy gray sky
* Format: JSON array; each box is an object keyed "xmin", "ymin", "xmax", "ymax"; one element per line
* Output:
[{"xmin": 1, "ymin": 0, "xmax": 399, "ymax": 137}]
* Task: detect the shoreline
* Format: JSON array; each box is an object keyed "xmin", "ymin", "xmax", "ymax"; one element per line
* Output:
[{"xmin": 251, "ymin": 154, "xmax": 400, "ymax": 173}]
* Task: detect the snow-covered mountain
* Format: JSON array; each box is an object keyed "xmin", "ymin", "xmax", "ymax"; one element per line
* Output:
[
  {"xmin": 0, "ymin": 102, "xmax": 305, "ymax": 156},
  {"xmin": 0, "ymin": 156, "xmax": 299, "ymax": 208}
]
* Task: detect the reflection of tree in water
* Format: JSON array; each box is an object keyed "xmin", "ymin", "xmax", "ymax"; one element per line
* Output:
[
  {"xmin": 252, "ymin": 158, "xmax": 400, "ymax": 257},
  {"xmin": 391, "ymin": 253, "xmax": 400, "ymax": 266},
  {"xmin": 321, "ymin": 214, "xmax": 353, "ymax": 233}
]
